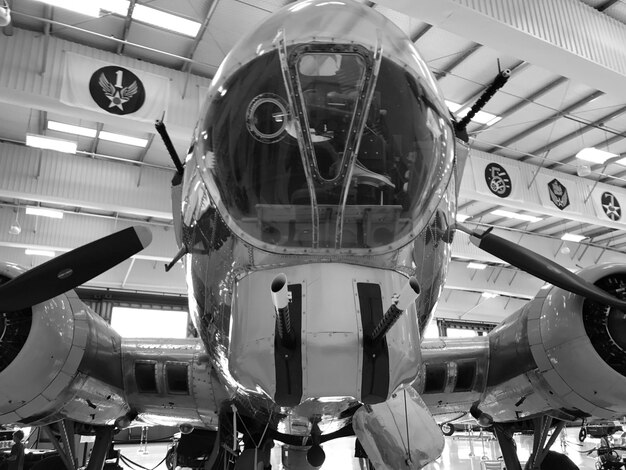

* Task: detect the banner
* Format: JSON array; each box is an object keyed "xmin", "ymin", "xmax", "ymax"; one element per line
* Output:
[
  {"xmin": 60, "ymin": 52, "xmax": 170, "ymax": 122},
  {"xmin": 471, "ymin": 157, "xmax": 524, "ymax": 202}
]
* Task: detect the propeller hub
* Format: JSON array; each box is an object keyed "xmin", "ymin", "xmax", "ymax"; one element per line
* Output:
[{"xmin": 583, "ymin": 273, "xmax": 626, "ymax": 375}]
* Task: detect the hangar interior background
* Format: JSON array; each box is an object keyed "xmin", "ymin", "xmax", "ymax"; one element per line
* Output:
[{"xmin": 0, "ymin": 0, "xmax": 625, "ymax": 332}]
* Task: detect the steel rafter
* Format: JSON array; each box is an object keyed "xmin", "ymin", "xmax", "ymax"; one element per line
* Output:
[
  {"xmin": 525, "ymin": 105, "xmax": 626, "ymax": 163},
  {"xmin": 488, "ymin": 91, "xmax": 604, "ymax": 155},
  {"xmin": 116, "ymin": 0, "xmax": 136, "ymax": 55}
]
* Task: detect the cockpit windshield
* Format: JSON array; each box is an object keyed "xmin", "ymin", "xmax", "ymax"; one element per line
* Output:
[{"xmin": 191, "ymin": 1, "xmax": 455, "ymax": 255}]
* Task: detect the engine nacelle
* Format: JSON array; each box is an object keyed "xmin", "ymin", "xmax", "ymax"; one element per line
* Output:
[
  {"xmin": 480, "ymin": 263, "xmax": 626, "ymax": 421},
  {"xmin": 0, "ymin": 263, "xmax": 129, "ymax": 426}
]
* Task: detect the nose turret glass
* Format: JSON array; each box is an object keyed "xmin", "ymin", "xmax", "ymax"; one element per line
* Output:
[{"xmin": 192, "ymin": 0, "xmax": 455, "ymax": 254}]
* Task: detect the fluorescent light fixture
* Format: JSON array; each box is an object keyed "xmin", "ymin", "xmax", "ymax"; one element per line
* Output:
[
  {"xmin": 25, "ymin": 207, "xmax": 64, "ymax": 219},
  {"xmin": 458, "ymin": 108, "xmax": 501, "ymax": 126},
  {"xmin": 456, "ymin": 213, "xmax": 470, "ymax": 222},
  {"xmin": 26, "ymin": 133, "xmax": 77, "ymax": 154},
  {"xmin": 132, "ymin": 4, "xmax": 201, "ymax": 37},
  {"xmin": 561, "ymin": 233, "xmax": 586, "ymax": 242},
  {"xmin": 446, "ymin": 100, "xmax": 501, "ymax": 126},
  {"xmin": 445, "ymin": 100, "xmax": 463, "ymax": 113},
  {"xmin": 491, "ymin": 209, "xmax": 542, "ymax": 223},
  {"xmin": 99, "ymin": 131, "xmax": 148, "ymax": 147},
  {"xmin": 575, "ymin": 147, "xmax": 618, "ymax": 164},
  {"xmin": 481, "ymin": 292, "xmax": 499, "ymax": 299},
  {"xmin": 467, "ymin": 262, "xmax": 487, "ymax": 270},
  {"xmin": 48, "ymin": 120, "xmax": 98, "ymax": 138},
  {"xmin": 25, "ymin": 249, "xmax": 56, "ymax": 257}
]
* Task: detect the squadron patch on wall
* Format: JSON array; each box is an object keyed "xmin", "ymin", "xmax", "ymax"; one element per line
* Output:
[
  {"xmin": 89, "ymin": 66, "xmax": 146, "ymax": 115},
  {"xmin": 601, "ymin": 191, "xmax": 622, "ymax": 221},
  {"xmin": 484, "ymin": 163, "xmax": 512, "ymax": 198},
  {"xmin": 548, "ymin": 178, "xmax": 569, "ymax": 210}
]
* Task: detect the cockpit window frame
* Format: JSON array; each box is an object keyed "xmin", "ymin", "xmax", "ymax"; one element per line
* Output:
[{"xmin": 277, "ymin": 35, "xmax": 383, "ymax": 249}]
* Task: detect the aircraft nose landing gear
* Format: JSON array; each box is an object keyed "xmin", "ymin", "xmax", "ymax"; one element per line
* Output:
[{"xmin": 306, "ymin": 419, "xmax": 325, "ymax": 467}]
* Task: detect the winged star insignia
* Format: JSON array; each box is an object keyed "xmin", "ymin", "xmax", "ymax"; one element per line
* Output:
[
  {"xmin": 88, "ymin": 66, "xmax": 146, "ymax": 116},
  {"xmin": 548, "ymin": 178, "xmax": 570, "ymax": 210},
  {"xmin": 98, "ymin": 73, "xmax": 138, "ymax": 111},
  {"xmin": 601, "ymin": 191, "xmax": 622, "ymax": 221}
]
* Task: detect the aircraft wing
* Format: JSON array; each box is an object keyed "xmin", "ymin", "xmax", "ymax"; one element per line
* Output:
[
  {"xmin": 417, "ymin": 262, "xmax": 626, "ymax": 427},
  {"xmin": 0, "ymin": 228, "xmax": 228, "ymax": 431}
]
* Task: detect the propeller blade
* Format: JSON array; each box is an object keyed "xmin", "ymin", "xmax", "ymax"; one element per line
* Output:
[
  {"xmin": 458, "ymin": 225, "xmax": 626, "ymax": 311},
  {"xmin": 0, "ymin": 226, "xmax": 152, "ymax": 311}
]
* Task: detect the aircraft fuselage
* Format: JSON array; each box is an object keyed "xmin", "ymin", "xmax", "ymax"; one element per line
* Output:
[{"xmin": 177, "ymin": 0, "xmax": 459, "ymax": 434}]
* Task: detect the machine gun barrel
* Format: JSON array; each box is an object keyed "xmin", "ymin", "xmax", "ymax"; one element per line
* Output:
[
  {"xmin": 370, "ymin": 277, "xmax": 420, "ymax": 343},
  {"xmin": 455, "ymin": 68, "xmax": 511, "ymax": 134},
  {"xmin": 155, "ymin": 119, "xmax": 184, "ymax": 175},
  {"xmin": 271, "ymin": 273, "xmax": 295, "ymax": 348}
]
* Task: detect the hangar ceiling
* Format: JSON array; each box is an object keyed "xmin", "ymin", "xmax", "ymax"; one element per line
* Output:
[{"xmin": 0, "ymin": 0, "xmax": 625, "ymax": 324}]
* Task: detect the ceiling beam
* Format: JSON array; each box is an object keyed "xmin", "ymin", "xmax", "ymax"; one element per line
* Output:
[
  {"xmin": 434, "ymin": 43, "xmax": 481, "ymax": 80},
  {"xmin": 597, "ymin": 0, "xmax": 620, "ymax": 12},
  {"xmin": 411, "ymin": 23, "xmax": 432, "ymax": 42},
  {"xmin": 376, "ymin": 0, "xmax": 626, "ymax": 98},
  {"xmin": 487, "ymin": 91, "xmax": 603, "ymax": 154},
  {"xmin": 470, "ymin": 75, "xmax": 567, "ymax": 137},
  {"xmin": 523, "ymin": 105, "xmax": 626, "ymax": 162},
  {"xmin": 116, "ymin": 0, "xmax": 136, "ymax": 55}
]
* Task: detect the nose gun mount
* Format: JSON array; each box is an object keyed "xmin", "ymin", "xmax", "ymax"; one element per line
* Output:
[
  {"xmin": 369, "ymin": 277, "xmax": 420, "ymax": 344},
  {"xmin": 271, "ymin": 273, "xmax": 295, "ymax": 348}
]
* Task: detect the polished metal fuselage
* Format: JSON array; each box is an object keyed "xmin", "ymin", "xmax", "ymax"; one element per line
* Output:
[{"xmin": 183, "ymin": 179, "xmax": 457, "ymax": 433}]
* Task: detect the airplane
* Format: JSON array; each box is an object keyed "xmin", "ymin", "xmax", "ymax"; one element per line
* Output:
[{"xmin": 1, "ymin": 1, "xmax": 626, "ymax": 469}]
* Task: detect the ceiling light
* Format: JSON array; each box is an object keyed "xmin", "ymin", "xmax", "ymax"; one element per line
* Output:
[
  {"xmin": 9, "ymin": 208, "xmax": 21, "ymax": 235},
  {"xmin": 9, "ymin": 222, "xmax": 21, "ymax": 235},
  {"xmin": 457, "ymin": 108, "xmax": 501, "ymax": 126},
  {"xmin": 491, "ymin": 209, "xmax": 542, "ymax": 223},
  {"xmin": 445, "ymin": 100, "xmax": 463, "ymax": 113},
  {"xmin": 456, "ymin": 213, "xmax": 470, "ymax": 222},
  {"xmin": 99, "ymin": 131, "xmax": 148, "ymax": 147},
  {"xmin": 446, "ymin": 101, "xmax": 501, "ymax": 126},
  {"xmin": 575, "ymin": 147, "xmax": 618, "ymax": 164},
  {"xmin": 561, "ymin": 233, "xmax": 586, "ymax": 242},
  {"xmin": 48, "ymin": 120, "xmax": 97, "ymax": 138},
  {"xmin": 576, "ymin": 164, "xmax": 591, "ymax": 177},
  {"xmin": 26, "ymin": 133, "xmax": 77, "ymax": 154},
  {"xmin": 481, "ymin": 292, "xmax": 499, "ymax": 299},
  {"xmin": 132, "ymin": 4, "xmax": 201, "ymax": 37},
  {"xmin": 25, "ymin": 249, "xmax": 56, "ymax": 257},
  {"xmin": 467, "ymin": 262, "xmax": 487, "ymax": 270},
  {"xmin": 25, "ymin": 207, "xmax": 64, "ymax": 219}
]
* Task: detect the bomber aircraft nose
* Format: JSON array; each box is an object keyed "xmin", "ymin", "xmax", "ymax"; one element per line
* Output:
[{"xmin": 191, "ymin": 0, "xmax": 455, "ymax": 255}]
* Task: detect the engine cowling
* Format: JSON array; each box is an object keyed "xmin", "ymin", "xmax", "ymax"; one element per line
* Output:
[
  {"xmin": 481, "ymin": 263, "xmax": 626, "ymax": 421},
  {"xmin": 0, "ymin": 263, "xmax": 129, "ymax": 426}
]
